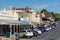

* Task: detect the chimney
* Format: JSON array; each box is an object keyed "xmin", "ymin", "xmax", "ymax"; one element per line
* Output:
[{"xmin": 12, "ymin": 7, "xmax": 16, "ymax": 10}]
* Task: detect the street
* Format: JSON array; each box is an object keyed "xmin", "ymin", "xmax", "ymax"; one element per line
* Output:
[{"xmin": 20, "ymin": 21, "xmax": 60, "ymax": 40}]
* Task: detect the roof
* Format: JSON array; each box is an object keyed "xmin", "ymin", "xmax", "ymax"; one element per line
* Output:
[
  {"xmin": 45, "ymin": 13, "xmax": 52, "ymax": 17},
  {"xmin": 12, "ymin": 7, "xmax": 31, "ymax": 11},
  {"xmin": 40, "ymin": 13, "xmax": 52, "ymax": 18}
]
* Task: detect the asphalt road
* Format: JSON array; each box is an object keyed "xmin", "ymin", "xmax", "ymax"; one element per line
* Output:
[{"xmin": 20, "ymin": 21, "xmax": 60, "ymax": 40}]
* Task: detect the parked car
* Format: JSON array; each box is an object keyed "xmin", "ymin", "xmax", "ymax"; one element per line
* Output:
[
  {"xmin": 43, "ymin": 24, "xmax": 52, "ymax": 31},
  {"xmin": 45, "ymin": 27, "xmax": 52, "ymax": 31},
  {"xmin": 33, "ymin": 29, "xmax": 42, "ymax": 35},
  {"xmin": 38, "ymin": 27, "xmax": 46, "ymax": 32},
  {"xmin": 51, "ymin": 22, "xmax": 57, "ymax": 29},
  {"xmin": 31, "ymin": 30, "xmax": 38, "ymax": 36},
  {"xmin": 20, "ymin": 30, "xmax": 33, "ymax": 38}
]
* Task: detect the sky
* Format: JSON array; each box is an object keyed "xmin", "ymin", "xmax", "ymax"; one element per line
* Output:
[{"xmin": 0, "ymin": 0, "xmax": 60, "ymax": 13}]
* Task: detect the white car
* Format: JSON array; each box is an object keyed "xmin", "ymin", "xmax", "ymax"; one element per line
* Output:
[
  {"xmin": 44, "ymin": 24, "xmax": 52, "ymax": 31},
  {"xmin": 20, "ymin": 30, "xmax": 33, "ymax": 38},
  {"xmin": 46, "ymin": 27, "xmax": 52, "ymax": 31},
  {"xmin": 33, "ymin": 29, "xmax": 42, "ymax": 35},
  {"xmin": 23, "ymin": 30, "xmax": 33, "ymax": 38}
]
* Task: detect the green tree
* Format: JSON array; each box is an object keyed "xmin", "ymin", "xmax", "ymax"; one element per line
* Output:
[
  {"xmin": 49, "ymin": 12, "xmax": 54, "ymax": 16},
  {"xmin": 40, "ymin": 9, "xmax": 48, "ymax": 14},
  {"xmin": 53, "ymin": 13, "xmax": 60, "ymax": 21}
]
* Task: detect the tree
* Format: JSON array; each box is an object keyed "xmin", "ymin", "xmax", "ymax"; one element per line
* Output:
[
  {"xmin": 40, "ymin": 9, "xmax": 48, "ymax": 14},
  {"xmin": 49, "ymin": 12, "xmax": 54, "ymax": 17}
]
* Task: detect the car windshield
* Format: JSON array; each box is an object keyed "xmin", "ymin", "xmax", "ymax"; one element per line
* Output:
[
  {"xmin": 34, "ymin": 29, "xmax": 39, "ymax": 31},
  {"xmin": 21, "ymin": 30, "xmax": 26, "ymax": 32},
  {"xmin": 27, "ymin": 30, "xmax": 32, "ymax": 32}
]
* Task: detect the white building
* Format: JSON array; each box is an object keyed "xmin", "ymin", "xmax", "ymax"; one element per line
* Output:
[{"xmin": 0, "ymin": 8, "xmax": 18, "ymax": 20}]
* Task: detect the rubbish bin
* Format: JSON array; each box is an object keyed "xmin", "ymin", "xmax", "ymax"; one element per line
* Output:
[{"xmin": 14, "ymin": 32, "xmax": 17, "ymax": 36}]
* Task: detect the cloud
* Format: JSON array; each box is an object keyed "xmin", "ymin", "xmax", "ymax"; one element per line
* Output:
[{"xmin": 33, "ymin": 4, "xmax": 49, "ymax": 10}]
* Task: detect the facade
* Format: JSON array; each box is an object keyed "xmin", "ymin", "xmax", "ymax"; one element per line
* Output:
[
  {"xmin": 0, "ymin": 7, "xmax": 44, "ymax": 38},
  {"xmin": 40, "ymin": 13, "xmax": 53, "ymax": 27},
  {"xmin": 0, "ymin": 8, "xmax": 20, "ymax": 37},
  {"xmin": 40, "ymin": 13, "xmax": 52, "ymax": 19},
  {"xmin": 12, "ymin": 7, "xmax": 39, "ymax": 22},
  {"xmin": 0, "ymin": 8, "xmax": 18, "ymax": 20}
]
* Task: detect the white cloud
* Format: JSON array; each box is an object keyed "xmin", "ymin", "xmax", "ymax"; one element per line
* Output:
[{"xmin": 33, "ymin": 4, "xmax": 49, "ymax": 10}]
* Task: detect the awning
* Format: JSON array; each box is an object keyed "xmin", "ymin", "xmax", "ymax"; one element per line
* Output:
[
  {"xmin": 20, "ymin": 20, "xmax": 38, "ymax": 25},
  {"xmin": 0, "ymin": 19, "xmax": 38, "ymax": 25},
  {"xmin": 0, "ymin": 19, "xmax": 26, "ymax": 24}
]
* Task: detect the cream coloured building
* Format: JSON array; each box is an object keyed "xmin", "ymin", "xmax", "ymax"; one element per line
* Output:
[
  {"xmin": 29, "ymin": 10, "xmax": 37, "ymax": 22},
  {"xmin": 18, "ymin": 10, "xmax": 38, "ymax": 22},
  {"xmin": 12, "ymin": 8, "xmax": 38, "ymax": 22},
  {"xmin": 11, "ymin": 7, "xmax": 42, "ymax": 25}
]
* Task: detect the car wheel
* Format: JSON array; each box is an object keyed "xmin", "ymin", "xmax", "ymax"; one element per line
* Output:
[
  {"xmin": 26, "ymin": 36, "xmax": 32, "ymax": 38},
  {"xmin": 23, "ymin": 35, "xmax": 26, "ymax": 38},
  {"xmin": 35, "ymin": 34, "xmax": 38, "ymax": 36},
  {"xmin": 52, "ymin": 25, "xmax": 55, "ymax": 29},
  {"xmin": 33, "ymin": 33, "xmax": 38, "ymax": 36},
  {"xmin": 35, "ymin": 33, "xmax": 38, "ymax": 36},
  {"xmin": 43, "ymin": 30, "xmax": 46, "ymax": 32},
  {"xmin": 30, "ymin": 36, "xmax": 32, "ymax": 38}
]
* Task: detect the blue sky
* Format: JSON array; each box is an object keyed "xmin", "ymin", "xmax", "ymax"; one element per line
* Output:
[{"xmin": 0, "ymin": 0, "xmax": 60, "ymax": 13}]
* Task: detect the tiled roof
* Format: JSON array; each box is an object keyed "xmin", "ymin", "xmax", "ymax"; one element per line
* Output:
[
  {"xmin": 12, "ymin": 7, "xmax": 31, "ymax": 11},
  {"xmin": 45, "ymin": 13, "xmax": 52, "ymax": 17},
  {"xmin": 40, "ymin": 13, "xmax": 52, "ymax": 18}
]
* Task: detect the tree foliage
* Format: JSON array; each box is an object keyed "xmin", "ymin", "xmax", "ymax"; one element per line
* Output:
[
  {"xmin": 40, "ymin": 9, "xmax": 60, "ymax": 21},
  {"xmin": 40, "ymin": 9, "xmax": 48, "ymax": 14}
]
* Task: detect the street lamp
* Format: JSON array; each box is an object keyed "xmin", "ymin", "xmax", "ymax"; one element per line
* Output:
[{"xmin": 30, "ymin": 22, "xmax": 33, "ymax": 30}]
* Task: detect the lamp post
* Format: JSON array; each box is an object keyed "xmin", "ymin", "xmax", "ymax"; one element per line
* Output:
[{"xmin": 30, "ymin": 22, "xmax": 33, "ymax": 30}]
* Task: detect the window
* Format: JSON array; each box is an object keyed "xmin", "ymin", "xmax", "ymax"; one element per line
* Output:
[
  {"xmin": 20, "ymin": 25, "xmax": 31, "ymax": 32},
  {"xmin": 36, "ymin": 16, "xmax": 38, "ymax": 18},
  {"xmin": 22, "ymin": 16, "xmax": 23, "ymax": 18},
  {"xmin": 2, "ymin": 12, "xmax": 7, "ymax": 14},
  {"xmin": 18, "ymin": 18, "xmax": 20, "ymax": 21}
]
